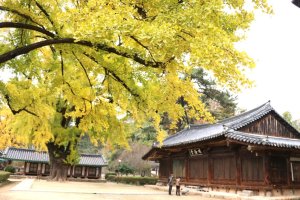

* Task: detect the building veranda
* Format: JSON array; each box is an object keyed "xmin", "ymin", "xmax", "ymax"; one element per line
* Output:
[
  {"xmin": 1, "ymin": 147, "xmax": 107, "ymax": 179},
  {"xmin": 143, "ymin": 101, "xmax": 300, "ymax": 196}
]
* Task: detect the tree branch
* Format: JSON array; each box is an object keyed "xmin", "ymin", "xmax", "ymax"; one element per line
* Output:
[
  {"xmin": 83, "ymin": 53, "xmax": 139, "ymax": 98},
  {"xmin": 4, "ymin": 94, "xmax": 38, "ymax": 117},
  {"xmin": 0, "ymin": 6, "xmax": 44, "ymax": 27},
  {"xmin": 72, "ymin": 52, "xmax": 93, "ymax": 88},
  {"xmin": 0, "ymin": 22, "xmax": 55, "ymax": 38},
  {"xmin": 60, "ymin": 50, "xmax": 64, "ymax": 79},
  {"xmin": 129, "ymin": 35, "xmax": 156, "ymax": 62},
  {"xmin": 34, "ymin": 1, "xmax": 58, "ymax": 34},
  {"xmin": 64, "ymin": 81, "xmax": 92, "ymax": 112},
  {"xmin": 0, "ymin": 37, "xmax": 164, "ymax": 68}
]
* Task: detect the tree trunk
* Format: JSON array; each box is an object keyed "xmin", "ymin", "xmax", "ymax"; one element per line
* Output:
[{"xmin": 46, "ymin": 142, "xmax": 70, "ymax": 181}]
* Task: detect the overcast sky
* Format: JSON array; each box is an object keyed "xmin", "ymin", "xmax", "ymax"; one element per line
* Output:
[{"xmin": 237, "ymin": 0, "xmax": 300, "ymax": 119}]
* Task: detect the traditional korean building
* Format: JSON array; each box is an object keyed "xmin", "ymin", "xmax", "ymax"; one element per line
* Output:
[
  {"xmin": 143, "ymin": 101, "xmax": 300, "ymax": 194},
  {"xmin": 1, "ymin": 147, "xmax": 107, "ymax": 179}
]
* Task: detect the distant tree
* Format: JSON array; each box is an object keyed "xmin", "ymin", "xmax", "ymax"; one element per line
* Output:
[
  {"xmin": 282, "ymin": 111, "xmax": 300, "ymax": 131},
  {"xmin": 130, "ymin": 122, "xmax": 157, "ymax": 145},
  {"xmin": 108, "ymin": 143, "xmax": 154, "ymax": 176},
  {"xmin": 77, "ymin": 135, "xmax": 101, "ymax": 154},
  {"xmin": 118, "ymin": 163, "xmax": 135, "ymax": 176},
  {"xmin": 159, "ymin": 68, "xmax": 238, "ymax": 133},
  {"xmin": 192, "ymin": 68, "xmax": 237, "ymax": 120}
]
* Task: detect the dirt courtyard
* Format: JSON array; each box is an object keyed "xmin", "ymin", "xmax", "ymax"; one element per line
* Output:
[{"xmin": 0, "ymin": 179, "xmax": 222, "ymax": 200}]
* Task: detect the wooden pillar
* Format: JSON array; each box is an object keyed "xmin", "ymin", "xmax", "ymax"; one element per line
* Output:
[
  {"xmin": 186, "ymin": 156, "xmax": 189, "ymax": 182},
  {"xmin": 24, "ymin": 162, "xmax": 27, "ymax": 174},
  {"xmin": 42, "ymin": 164, "xmax": 45, "ymax": 174},
  {"xmin": 208, "ymin": 155, "xmax": 212, "ymax": 185},
  {"xmin": 67, "ymin": 166, "xmax": 71, "ymax": 176},
  {"xmin": 25, "ymin": 162, "xmax": 30, "ymax": 174},
  {"xmin": 263, "ymin": 152, "xmax": 270, "ymax": 186},
  {"xmin": 37, "ymin": 163, "xmax": 42, "ymax": 173},
  {"xmin": 236, "ymin": 150, "xmax": 241, "ymax": 186},
  {"xmin": 85, "ymin": 167, "xmax": 88, "ymax": 178},
  {"xmin": 95, "ymin": 167, "xmax": 99, "ymax": 178},
  {"xmin": 287, "ymin": 157, "xmax": 292, "ymax": 186},
  {"xmin": 99, "ymin": 167, "xmax": 102, "ymax": 179},
  {"xmin": 82, "ymin": 166, "xmax": 85, "ymax": 178},
  {"xmin": 169, "ymin": 157, "xmax": 173, "ymax": 175},
  {"xmin": 72, "ymin": 166, "xmax": 75, "ymax": 177}
]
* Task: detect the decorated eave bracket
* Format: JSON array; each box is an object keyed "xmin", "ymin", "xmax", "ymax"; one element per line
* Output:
[{"xmin": 189, "ymin": 148, "xmax": 203, "ymax": 157}]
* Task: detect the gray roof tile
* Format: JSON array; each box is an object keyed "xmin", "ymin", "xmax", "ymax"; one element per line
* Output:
[
  {"xmin": 3, "ymin": 148, "xmax": 48, "ymax": 163},
  {"xmin": 226, "ymin": 131, "xmax": 300, "ymax": 149},
  {"xmin": 1, "ymin": 147, "xmax": 107, "ymax": 166},
  {"xmin": 219, "ymin": 101, "xmax": 273, "ymax": 129},
  {"xmin": 162, "ymin": 101, "xmax": 300, "ymax": 148},
  {"xmin": 79, "ymin": 154, "xmax": 107, "ymax": 166},
  {"xmin": 163, "ymin": 123, "xmax": 224, "ymax": 147}
]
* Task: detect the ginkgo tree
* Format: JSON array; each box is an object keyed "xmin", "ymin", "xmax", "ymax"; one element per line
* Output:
[{"xmin": 0, "ymin": 0, "xmax": 271, "ymax": 181}]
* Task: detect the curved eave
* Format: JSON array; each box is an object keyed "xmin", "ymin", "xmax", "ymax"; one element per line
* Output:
[
  {"xmin": 226, "ymin": 131, "xmax": 300, "ymax": 150},
  {"xmin": 230, "ymin": 109, "xmax": 272, "ymax": 130},
  {"xmin": 77, "ymin": 164, "xmax": 107, "ymax": 167},
  {"xmin": 5, "ymin": 158, "xmax": 49, "ymax": 163},
  {"xmin": 142, "ymin": 147, "xmax": 159, "ymax": 160},
  {"xmin": 162, "ymin": 131, "xmax": 225, "ymax": 148}
]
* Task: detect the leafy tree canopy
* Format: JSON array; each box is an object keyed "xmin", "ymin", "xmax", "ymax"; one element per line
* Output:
[
  {"xmin": 282, "ymin": 111, "xmax": 300, "ymax": 131},
  {"xmin": 0, "ymin": 0, "xmax": 271, "ymax": 156}
]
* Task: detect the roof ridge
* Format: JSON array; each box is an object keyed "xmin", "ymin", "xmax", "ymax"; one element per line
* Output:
[
  {"xmin": 219, "ymin": 101, "xmax": 273, "ymax": 129},
  {"xmin": 220, "ymin": 101, "xmax": 272, "ymax": 122},
  {"xmin": 8, "ymin": 147, "xmax": 48, "ymax": 153},
  {"xmin": 80, "ymin": 154, "xmax": 102, "ymax": 157}
]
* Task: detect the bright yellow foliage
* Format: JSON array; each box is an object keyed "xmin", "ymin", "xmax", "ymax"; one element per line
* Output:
[{"xmin": 0, "ymin": 0, "xmax": 271, "ymax": 154}]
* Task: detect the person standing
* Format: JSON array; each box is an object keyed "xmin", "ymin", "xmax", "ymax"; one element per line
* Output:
[
  {"xmin": 176, "ymin": 177, "xmax": 181, "ymax": 196},
  {"xmin": 168, "ymin": 173, "xmax": 174, "ymax": 195}
]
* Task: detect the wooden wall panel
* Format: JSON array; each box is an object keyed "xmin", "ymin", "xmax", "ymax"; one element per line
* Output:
[
  {"xmin": 173, "ymin": 159, "xmax": 186, "ymax": 178},
  {"xmin": 159, "ymin": 159, "xmax": 170, "ymax": 178},
  {"xmin": 189, "ymin": 157, "xmax": 208, "ymax": 180},
  {"xmin": 238, "ymin": 113, "xmax": 299, "ymax": 138},
  {"xmin": 212, "ymin": 156, "xmax": 236, "ymax": 182},
  {"xmin": 269, "ymin": 156, "xmax": 287, "ymax": 184},
  {"xmin": 292, "ymin": 162, "xmax": 300, "ymax": 182},
  {"xmin": 241, "ymin": 156, "xmax": 264, "ymax": 182}
]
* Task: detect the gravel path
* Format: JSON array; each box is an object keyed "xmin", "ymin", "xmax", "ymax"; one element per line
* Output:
[{"xmin": 0, "ymin": 179, "xmax": 223, "ymax": 200}]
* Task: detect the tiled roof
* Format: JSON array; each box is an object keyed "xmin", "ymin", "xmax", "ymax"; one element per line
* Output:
[
  {"xmin": 79, "ymin": 154, "xmax": 107, "ymax": 166},
  {"xmin": 3, "ymin": 148, "xmax": 48, "ymax": 163},
  {"xmin": 219, "ymin": 101, "xmax": 274, "ymax": 129},
  {"xmin": 226, "ymin": 131, "xmax": 300, "ymax": 149},
  {"xmin": 1, "ymin": 147, "xmax": 107, "ymax": 167},
  {"xmin": 163, "ymin": 123, "xmax": 224, "ymax": 147},
  {"xmin": 162, "ymin": 101, "xmax": 299, "ymax": 147}
]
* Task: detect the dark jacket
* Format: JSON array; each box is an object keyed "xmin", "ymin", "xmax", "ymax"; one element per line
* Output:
[{"xmin": 168, "ymin": 175, "xmax": 173, "ymax": 186}]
